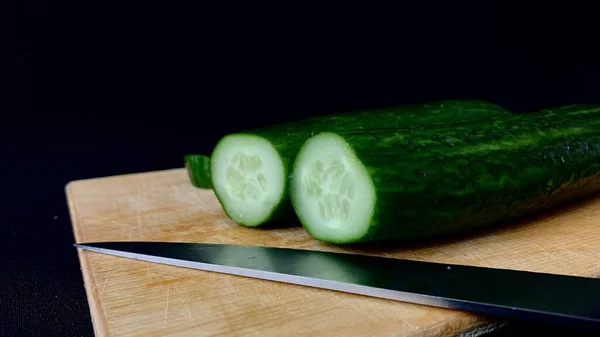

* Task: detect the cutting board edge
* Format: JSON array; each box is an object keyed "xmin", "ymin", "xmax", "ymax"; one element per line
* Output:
[
  {"xmin": 64, "ymin": 167, "xmax": 186, "ymax": 189},
  {"xmin": 66, "ymin": 182, "xmax": 109, "ymax": 337}
]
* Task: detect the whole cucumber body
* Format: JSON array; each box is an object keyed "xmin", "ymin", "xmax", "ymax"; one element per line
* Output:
[{"xmin": 290, "ymin": 104, "xmax": 600, "ymax": 244}]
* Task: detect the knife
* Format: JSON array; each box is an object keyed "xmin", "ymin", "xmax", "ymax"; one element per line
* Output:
[{"xmin": 74, "ymin": 241, "xmax": 600, "ymax": 329}]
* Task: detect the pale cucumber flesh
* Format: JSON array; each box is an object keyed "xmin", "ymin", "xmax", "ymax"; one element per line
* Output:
[
  {"xmin": 290, "ymin": 132, "xmax": 376, "ymax": 243},
  {"xmin": 210, "ymin": 134, "xmax": 286, "ymax": 226}
]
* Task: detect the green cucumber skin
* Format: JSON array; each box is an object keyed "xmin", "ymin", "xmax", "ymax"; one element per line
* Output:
[
  {"xmin": 254, "ymin": 99, "xmax": 511, "ymax": 134},
  {"xmin": 212, "ymin": 99, "xmax": 512, "ymax": 224},
  {"xmin": 185, "ymin": 154, "xmax": 212, "ymax": 189},
  {"xmin": 297, "ymin": 105, "xmax": 600, "ymax": 244}
]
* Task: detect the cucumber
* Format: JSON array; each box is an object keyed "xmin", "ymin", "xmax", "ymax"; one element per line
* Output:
[
  {"xmin": 289, "ymin": 104, "xmax": 600, "ymax": 244},
  {"xmin": 185, "ymin": 154, "xmax": 212, "ymax": 189},
  {"xmin": 210, "ymin": 99, "xmax": 512, "ymax": 227}
]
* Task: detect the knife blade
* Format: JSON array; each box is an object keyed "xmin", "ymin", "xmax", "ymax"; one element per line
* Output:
[{"xmin": 74, "ymin": 241, "xmax": 600, "ymax": 328}]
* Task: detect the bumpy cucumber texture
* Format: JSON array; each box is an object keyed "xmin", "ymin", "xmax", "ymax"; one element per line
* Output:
[{"xmin": 290, "ymin": 105, "xmax": 600, "ymax": 244}]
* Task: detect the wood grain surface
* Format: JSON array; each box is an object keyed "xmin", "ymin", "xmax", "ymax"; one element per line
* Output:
[{"xmin": 66, "ymin": 168, "xmax": 600, "ymax": 337}]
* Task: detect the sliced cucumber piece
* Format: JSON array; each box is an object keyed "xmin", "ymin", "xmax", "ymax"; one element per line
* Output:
[
  {"xmin": 290, "ymin": 132, "xmax": 376, "ymax": 244},
  {"xmin": 185, "ymin": 154, "xmax": 212, "ymax": 189},
  {"xmin": 210, "ymin": 134, "xmax": 287, "ymax": 227}
]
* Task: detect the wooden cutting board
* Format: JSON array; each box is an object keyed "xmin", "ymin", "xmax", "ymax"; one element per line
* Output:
[{"xmin": 67, "ymin": 168, "xmax": 600, "ymax": 337}]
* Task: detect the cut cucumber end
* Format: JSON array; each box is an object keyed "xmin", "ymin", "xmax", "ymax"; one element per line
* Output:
[
  {"xmin": 210, "ymin": 134, "xmax": 286, "ymax": 227},
  {"xmin": 185, "ymin": 154, "xmax": 212, "ymax": 189},
  {"xmin": 291, "ymin": 132, "xmax": 376, "ymax": 244}
]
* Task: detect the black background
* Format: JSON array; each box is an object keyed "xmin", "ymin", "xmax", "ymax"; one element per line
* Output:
[{"xmin": 8, "ymin": 1, "xmax": 600, "ymax": 336}]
